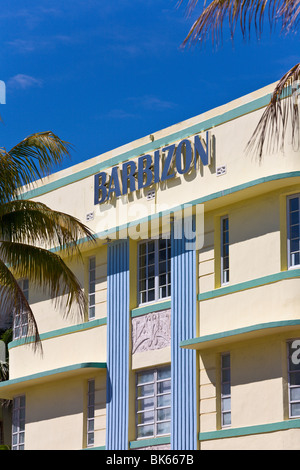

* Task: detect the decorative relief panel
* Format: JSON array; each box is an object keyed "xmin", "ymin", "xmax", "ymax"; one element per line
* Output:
[{"xmin": 131, "ymin": 309, "xmax": 171, "ymax": 354}]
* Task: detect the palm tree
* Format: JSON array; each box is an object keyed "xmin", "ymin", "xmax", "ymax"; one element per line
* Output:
[
  {"xmin": 178, "ymin": 0, "xmax": 300, "ymax": 158},
  {"xmin": 0, "ymin": 131, "xmax": 95, "ymax": 346}
]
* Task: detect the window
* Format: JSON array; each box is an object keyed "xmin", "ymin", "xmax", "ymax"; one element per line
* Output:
[
  {"xmin": 12, "ymin": 395, "xmax": 25, "ymax": 450},
  {"xmin": 138, "ymin": 238, "xmax": 171, "ymax": 305},
  {"xmin": 221, "ymin": 216, "xmax": 229, "ymax": 285},
  {"xmin": 287, "ymin": 195, "xmax": 300, "ymax": 268},
  {"xmin": 221, "ymin": 353, "xmax": 231, "ymax": 427},
  {"xmin": 287, "ymin": 340, "xmax": 300, "ymax": 418},
  {"xmin": 88, "ymin": 257, "xmax": 96, "ymax": 320},
  {"xmin": 136, "ymin": 366, "xmax": 171, "ymax": 439},
  {"xmin": 13, "ymin": 279, "xmax": 29, "ymax": 340},
  {"xmin": 87, "ymin": 379, "xmax": 95, "ymax": 446}
]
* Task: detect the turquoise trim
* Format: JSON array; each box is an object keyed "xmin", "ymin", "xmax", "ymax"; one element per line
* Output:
[
  {"xmin": 0, "ymin": 362, "xmax": 106, "ymax": 389},
  {"xmin": 199, "ymin": 419, "xmax": 300, "ymax": 441},
  {"xmin": 20, "ymin": 92, "xmax": 271, "ymax": 201},
  {"xmin": 180, "ymin": 320, "xmax": 300, "ymax": 348},
  {"xmin": 61, "ymin": 171, "xmax": 300, "ymax": 248},
  {"xmin": 8, "ymin": 317, "xmax": 107, "ymax": 350},
  {"xmin": 44, "ymin": 171, "xmax": 300, "ymax": 254},
  {"xmin": 130, "ymin": 436, "xmax": 171, "ymax": 449},
  {"xmin": 131, "ymin": 299, "xmax": 171, "ymax": 318},
  {"xmin": 83, "ymin": 446, "xmax": 106, "ymax": 450},
  {"xmin": 198, "ymin": 268, "xmax": 300, "ymax": 302}
]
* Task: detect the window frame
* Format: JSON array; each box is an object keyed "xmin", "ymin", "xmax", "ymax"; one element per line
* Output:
[
  {"xmin": 12, "ymin": 395, "xmax": 25, "ymax": 450},
  {"xmin": 287, "ymin": 339, "xmax": 300, "ymax": 419},
  {"xmin": 221, "ymin": 352, "xmax": 231, "ymax": 428},
  {"xmin": 135, "ymin": 365, "xmax": 171, "ymax": 440},
  {"xmin": 87, "ymin": 379, "xmax": 95, "ymax": 447},
  {"xmin": 287, "ymin": 194, "xmax": 300, "ymax": 269},
  {"xmin": 220, "ymin": 216, "xmax": 229, "ymax": 286},
  {"xmin": 88, "ymin": 256, "xmax": 96, "ymax": 321},
  {"xmin": 137, "ymin": 237, "xmax": 171, "ymax": 306}
]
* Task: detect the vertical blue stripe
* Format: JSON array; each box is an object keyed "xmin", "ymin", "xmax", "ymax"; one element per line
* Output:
[
  {"xmin": 106, "ymin": 239, "xmax": 129, "ymax": 450},
  {"xmin": 171, "ymin": 217, "xmax": 197, "ymax": 450}
]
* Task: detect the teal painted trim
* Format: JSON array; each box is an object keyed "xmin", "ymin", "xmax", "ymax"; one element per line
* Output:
[
  {"xmin": 198, "ymin": 268, "xmax": 300, "ymax": 302},
  {"xmin": 131, "ymin": 299, "xmax": 171, "ymax": 318},
  {"xmin": 0, "ymin": 362, "xmax": 106, "ymax": 389},
  {"xmin": 8, "ymin": 317, "xmax": 107, "ymax": 350},
  {"xmin": 83, "ymin": 446, "xmax": 106, "ymax": 450},
  {"xmin": 130, "ymin": 436, "xmax": 171, "ymax": 449},
  {"xmin": 43, "ymin": 171, "xmax": 300, "ymax": 255},
  {"xmin": 180, "ymin": 320, "xmax": 300, "ymax": 348},
  {"xmin": 20, "ymin": 92, "xmax": 271, "ymax": 201},
  {"xmin": 199, "ymin": 418, "xmax": 300, "ymax": 441},
  {"xmin": 77, "ymin": 170, "xmax": 300, "ymax": 243}
]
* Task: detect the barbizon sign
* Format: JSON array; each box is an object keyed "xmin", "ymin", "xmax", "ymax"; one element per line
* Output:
[{"xmin": 94, "ymin": 131, "xmax": 214, "ymax": 204}]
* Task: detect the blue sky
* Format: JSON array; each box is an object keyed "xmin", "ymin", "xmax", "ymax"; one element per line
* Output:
[{"xmin": 1, "ymin": 0, "xmax": 299, "ymax": 174}]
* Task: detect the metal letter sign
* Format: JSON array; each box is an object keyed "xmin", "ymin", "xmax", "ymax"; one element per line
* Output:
[{"xmin": 94, "ymin": 131, "xmax": 213, "ymax": 205}]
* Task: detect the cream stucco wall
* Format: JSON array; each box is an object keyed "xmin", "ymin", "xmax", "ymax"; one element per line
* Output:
[
  {"xmin": 9, "ymin": 324, "xmax": 107, "ymax": 378},
  {"xmin": 199, "ymin": 330, "xmax": 300, "ymax": 440},
  {"xmin": 200, "ymin": 428, "xmax": 300, "ymax": 450},
  {"xmin": 24, "ymin": 372, "xmax": 106, "ymax": 450}
]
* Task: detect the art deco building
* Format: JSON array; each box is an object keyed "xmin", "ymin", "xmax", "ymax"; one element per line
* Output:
[{"xmin": 1, "ymin": 82, "xmax": 300, "ymax": 450}]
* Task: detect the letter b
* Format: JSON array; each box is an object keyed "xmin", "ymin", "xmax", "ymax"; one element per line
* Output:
[{"xmin": 94, "ymin": 172, "xmax": 108, "ymax": 204}]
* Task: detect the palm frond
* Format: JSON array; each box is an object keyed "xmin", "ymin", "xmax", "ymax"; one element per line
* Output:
[
  {"xmin": 246, "ymin": 63, "xmax": 300, "ymax": 158},
  {"xmin": 0, "ymin": 259, "xmax": 40, "ymax": 347},
  {"xmin": 177, "ymin": 1, "xmax": 300, "ymax": 156},
  {"xmin": 0, "ymin": 328, "xmax": 12, "ymax": 346},
  {"xmin": 0, "ymin": 199, "xmax": 96, "ymax": 255},
  {"xmin": 0, "ymin": 241, "xmax": 87, "ymax": 323},
  {"xmin": 178, "ymin": 0, "xmax": 300, "ymax": 47},
  {"xmin": 0, "ymin": 132, "xmax": 71, "ymax": 203},
  {"xmin": 279, "ymin": 0, "xmax": 300, "ymax": 33}
]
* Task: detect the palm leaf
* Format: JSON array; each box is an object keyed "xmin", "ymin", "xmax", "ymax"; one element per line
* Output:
[
  {"xmin": 178, "ymin": 0, "xmax": 300, "ymax": 47},
  {"xmin": 178, "ymin": 0, "xmax": 300, "ymax": 157},
  {"xmin": 0, "ymin": 199, "xmax": 96, "ymax": 255},
  {"xmin": 247, "ymin": 63, "xmax": 300, "ymax": 158},
  {"xmin": 0, "ymin": 131, "xmax": 97, "ymax": 349},
  {"xmin": 0, "ymin": 258, "xmax": 40, "ymax": 347},
  {"xmin": 0, "ymin": 131, "xmax": 71, "ymax": 204},
  {"xmin": 0, "ymin": 241, "xmax": 87, "ymax": 330}
]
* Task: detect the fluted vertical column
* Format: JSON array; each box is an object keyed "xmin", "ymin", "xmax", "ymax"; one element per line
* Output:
[
  {"xmin": 171, "ymin": 216, "xmax": 197, "ymax": 450},
  {"xmin": 106, "ymin": 239, "xmax": 130, "ymax": 450}
]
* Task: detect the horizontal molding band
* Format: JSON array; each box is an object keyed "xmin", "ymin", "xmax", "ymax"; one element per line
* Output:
[
  {"xmin": 131, "ymin": 299, "xmax": 171, "ymax": 317},
  {"xmin": 8, "ymin": 317, "xmax": 107, "ymax": 350},
  {"xmin": 199, "ymin": 418, "xmax": 300, "ymax": 441},
  {"xmin": 83, "ymin": 446, "xmax": 106, "ymax": 450},
  {"xmin": 10, "ymin": 270, "xmax": 300, "ymax": 349},
  {"xmin": 198, "ymin": 268, "xmax": 300, "ymax": 302},
  {"xmin": 180, "ymin": 320, "xmax": 300, "ymax": 349},
  {"xmin": 21, "ymin": 92, "xmax": 271, "ymax": 201},
  {"xmin": 130, "ymin": 436, "xmax": 171, "ymax": 449},
  {"xmin": 46, "ymin": 171, "xmax": 300, "ymax": 254},
  {"xmin": 0, "ymin": 362, "xmax": 106, "ymax": 390}
]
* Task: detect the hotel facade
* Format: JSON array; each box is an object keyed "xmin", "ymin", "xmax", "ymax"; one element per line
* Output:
[{"xmin": 1, "ymin": 82, "xmax": 300, "ymax": 450}]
